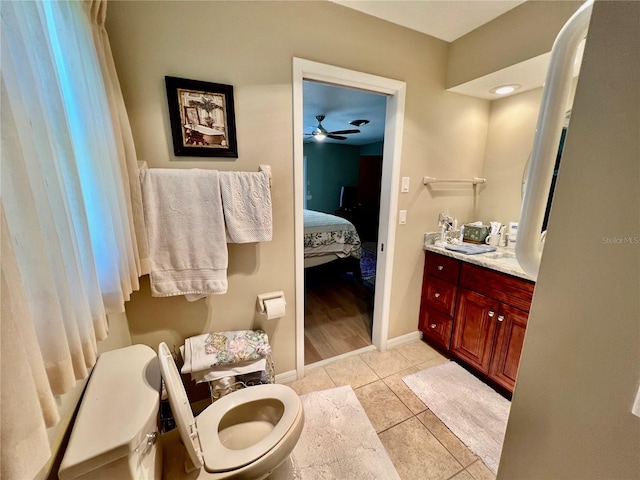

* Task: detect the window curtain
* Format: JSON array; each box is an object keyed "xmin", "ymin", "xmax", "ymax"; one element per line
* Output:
[
  {"xmin": 87, "ymin": 0, "xmax": 149, "ymax": 275},
  {"xmin": 0, "ymin": 1, "xmax": 144, "ymax": 477}
]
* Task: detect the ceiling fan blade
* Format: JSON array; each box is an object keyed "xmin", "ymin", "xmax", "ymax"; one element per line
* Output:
[
  {"xmin": 327, "ymin": 134, "xmax": 347, "ymax": 140},
  {"xmin": 329, "ymin": 129, "xmax": 360, "ymax": 135}
]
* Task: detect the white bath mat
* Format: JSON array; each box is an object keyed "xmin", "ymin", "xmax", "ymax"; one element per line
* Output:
[
  {"xmin": 291, "ymin": 385, "xmax": 400, "ymax": 479},
  {"xmin": 402, "ymin": 362, "xmax": 510, "ymax": 474}
]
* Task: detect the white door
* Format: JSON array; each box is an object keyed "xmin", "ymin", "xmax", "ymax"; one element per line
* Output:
[{"xmin": 292, "ymin": 58, "xmax": 406, "ymax": 378}]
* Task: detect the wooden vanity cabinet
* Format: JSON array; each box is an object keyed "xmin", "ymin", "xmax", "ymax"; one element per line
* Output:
[
  {"xmin": 420, "ymin": 252, "xmax": 535, "ymax": 393},
  {"xmin": 418, "ymin": 252, "xmax": 460, "ymax": 351}
]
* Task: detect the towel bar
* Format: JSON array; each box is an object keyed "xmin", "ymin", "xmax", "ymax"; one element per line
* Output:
[
  {"xmin": 138, "ymin": 160, "xmax": 272, "ymax": 187},
  {"xmin": 137, "ymin": 162, "xmax": 272, "ymax": 188},
  {"xmin": 259, "ymin": 164, "xmax": 272, "ymax": 187},
  {"xmin": 423, "ymin": 176, "xmax": 486, "ymax": 185}
]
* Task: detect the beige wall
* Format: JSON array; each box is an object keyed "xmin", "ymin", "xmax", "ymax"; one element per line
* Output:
[
  {"xmin": 476, "ymin": 87, "xmax": 542, "ymax": 226},
  {"xmin": 447, "ymin": 0, "xmax": 580, "ymax": 88},
  {"xmin": 477, "ymin": 79, "xmax": 578, "ymax": 227},
  {"xmin": 106, "ymin": 0, "xmax": 489, "ymax": 372}
]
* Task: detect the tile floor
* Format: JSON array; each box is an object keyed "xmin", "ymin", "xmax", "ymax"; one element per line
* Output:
[{"xmin": 287, "ymin": 339, "xmax": 497, "ymax": 480}]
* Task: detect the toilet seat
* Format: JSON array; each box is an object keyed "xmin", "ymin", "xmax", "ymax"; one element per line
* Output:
[
  {"xmin": 157, "ymin": 342, "xmax": 302, "ymax": 475},
  {"xmin": 197, "ymin": 384, "xmax": 301, "ymax": 472}
]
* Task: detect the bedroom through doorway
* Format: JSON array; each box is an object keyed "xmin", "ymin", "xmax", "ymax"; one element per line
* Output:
[{"xmin": 302, "ymin": 80, "xmax": 386, "ymax": 365}]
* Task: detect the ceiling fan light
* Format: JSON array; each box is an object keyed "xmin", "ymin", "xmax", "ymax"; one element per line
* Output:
[
  {"xmin": 315, "ymin": 133, "xmax": 327, "ymax": 141},
  {"xmin": 349, "ymin": 119, "xmax": 370, "ymax": 127}
]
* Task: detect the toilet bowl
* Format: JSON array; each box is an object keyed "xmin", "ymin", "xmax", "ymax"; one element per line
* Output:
[
  {"xmin": 157, "ymin": 342, "xmax": 304, "ymax": 479},
  {"xmin": 58, "ymin": 343, "xmax": 303, "ymax": 480}
]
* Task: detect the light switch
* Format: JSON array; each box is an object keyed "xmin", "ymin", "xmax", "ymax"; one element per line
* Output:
[
  {"xmin": 401, "ymin": 177, "xmax": 410, "ymax": 193},
  {"xmin": 399, "ymin": 210, "xmax": 407, "ymax": 225}
]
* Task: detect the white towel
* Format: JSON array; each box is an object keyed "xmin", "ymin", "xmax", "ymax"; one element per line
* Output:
[
  {"xmin": 140, "ymin": 168, "xmax": 228, "ymax": 297},
  {"xmin": 190, "ymin": 358, "xmax": 268, "ymax": 384},
  {"xmin": 219, "ymin": 170, "xmax": 272, "ymax": 243},
  {"xmin": 181, "ymin": 330, "xmax": 271, "ymax": 374}
]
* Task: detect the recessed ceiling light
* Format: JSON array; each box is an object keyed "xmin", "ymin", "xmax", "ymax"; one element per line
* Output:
[
  {"xmin": 490, "ymin": 84, "xmax": 521, "ymax": 95},
  {"xmin": 349, "ymin": 119, "xmax": 370, "ymax": 127}
]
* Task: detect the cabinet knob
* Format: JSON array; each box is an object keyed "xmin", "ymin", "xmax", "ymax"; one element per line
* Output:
[
  {"xmin": 430, "ymin": 324, "xmax": 437, "ymax": 329},
  {"xmin": 497, "ymin": 315, "xmax": 505, "ymax": 322},
  {"xmin": 488, "ymin": 311, "xmax": 495, "ymax": 318},
  {"xmin": 437, "ymin": 265, "xmax": 444, "ymax": 271},
  {"xmin": 434, "ymin": 292, "xmax": 441, "ymax": 298}
]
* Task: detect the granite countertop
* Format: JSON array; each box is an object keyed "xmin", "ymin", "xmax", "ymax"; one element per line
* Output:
[{"xmin": 423, "ymin": 233, "xmax": 535, "ymax": 282}]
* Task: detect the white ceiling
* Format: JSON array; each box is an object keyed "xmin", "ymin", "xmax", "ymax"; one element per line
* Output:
[
  {"xmin": 305, "ymin": 0, "xmax": 552, "ymax": 145},
  {"xmin": 331, "ymin": 0, "xmax": 526, "ymax": 42}
]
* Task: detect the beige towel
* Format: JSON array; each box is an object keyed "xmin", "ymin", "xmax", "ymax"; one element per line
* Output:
[
  {"xmin": 140, "ymin": 168, "xmax": 228, "ymax": 297},
  {"xmin": 219, "ymin": 170, "xmax": 272, "ymax": 243}
]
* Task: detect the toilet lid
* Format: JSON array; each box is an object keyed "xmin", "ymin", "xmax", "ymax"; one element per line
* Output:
[
  {"xmin": 196, "ymin": 384, "xmax": 302, "ymax": 473},
  {"xmin": 157, "ymin": 342, "xmax": 204, "ymax": 470}
]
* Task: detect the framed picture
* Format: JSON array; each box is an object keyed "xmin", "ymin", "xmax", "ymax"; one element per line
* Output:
[{"xmin": 165, "ymin": 76, "xmax": 238, "ymax": 158}]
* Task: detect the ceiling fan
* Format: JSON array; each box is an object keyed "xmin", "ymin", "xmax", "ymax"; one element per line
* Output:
[{"xmin": 305, "ymin": 115, "xmax": 360, "ymax": 141}]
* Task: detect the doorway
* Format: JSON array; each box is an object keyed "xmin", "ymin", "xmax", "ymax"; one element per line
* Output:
[
  {"xmin": 293, "ymin": 58, "xmax": 407, "ymax": 378},
  {"xmin": 302, "ymin": 81, "xmax": 385, "ymax": 365}
]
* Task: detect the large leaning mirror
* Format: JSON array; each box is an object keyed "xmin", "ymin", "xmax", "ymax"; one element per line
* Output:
[{"xmin": 521, "ymin": 110, "xmax": 572, "ymax": 232}]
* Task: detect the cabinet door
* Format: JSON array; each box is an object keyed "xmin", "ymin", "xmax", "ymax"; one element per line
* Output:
[
  {"xmin": 489, "ymin": 304, "xmax": 529, "ymax": 391},
  {"xmin": 451, "ymin": 288, "xmax": 500, "ymax": 374}
]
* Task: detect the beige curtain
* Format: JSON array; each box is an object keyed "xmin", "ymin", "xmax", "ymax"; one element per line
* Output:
[
  {"xmin": 0, "ymin": 1, "xmax": 146, "ymax": 477},
  {"xmin": 87, "ymin": 0, "xmax": 150, "ymax": 275},
  {"xmin": 1, "ymin": 206, "xmax": 58, "ymax": 479}
]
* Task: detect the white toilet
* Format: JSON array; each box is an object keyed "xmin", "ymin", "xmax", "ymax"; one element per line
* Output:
[{"xmin": 59, "ymin": 343, "xmax": 304, "ymax": 480}]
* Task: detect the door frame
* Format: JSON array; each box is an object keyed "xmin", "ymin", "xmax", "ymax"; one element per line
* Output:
[{"xmin": 292, "ymin": 58, "xmax": 406, "ymax": 378}]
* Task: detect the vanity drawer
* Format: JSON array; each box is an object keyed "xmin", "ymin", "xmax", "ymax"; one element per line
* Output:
[
  {"xmin": 460, "ymin": 263, "xmax": 534, "ymax": 312},
  {"xmin": 420, "ymin": 308, "xmax": 453, "ymax": 350},
  {"xmin": 424, "ymin": 276, "xmax": 457, "ymax": 317},
  {"xmin": 425, "ymin": 251, "xmax": 460, "ymax": 283}
]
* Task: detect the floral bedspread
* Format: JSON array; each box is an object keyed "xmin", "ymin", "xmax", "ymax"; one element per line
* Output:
[{"xmin": 303, "ymin": 209, "xmax": 362, "ymax": 259}]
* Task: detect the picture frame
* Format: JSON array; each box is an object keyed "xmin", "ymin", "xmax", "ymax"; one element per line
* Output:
[{"xmin": 165, "ymin": 76, "xmax": 238, "ymax": 158}]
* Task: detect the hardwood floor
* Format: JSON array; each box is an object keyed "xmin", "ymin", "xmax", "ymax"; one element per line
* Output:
[{"xmin": 304, "ymin": 268, "xmax": 374, "ymax": 365}]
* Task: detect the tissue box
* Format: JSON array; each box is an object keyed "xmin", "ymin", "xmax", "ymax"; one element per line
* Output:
[{"xmin": 463, "ymin": 225, "xmax": 490, "ymax": 244}]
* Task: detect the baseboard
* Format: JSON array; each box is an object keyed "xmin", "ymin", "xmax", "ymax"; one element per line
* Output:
[
  {"xmin": 279, "ymin": 332, "xmax": 422, "ymax": 384},
  {"xmin": 386, "ymin": 330, "xmax": 422, "ymax": 349},
  {"xmin": 275, "ymin": 369, "xmax": 299, "ymax": 384}
]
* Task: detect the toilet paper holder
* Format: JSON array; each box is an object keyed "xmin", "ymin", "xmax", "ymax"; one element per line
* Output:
[{"xmin": 257, "ymin": 291, "xmax": 286, "ymax": 314}]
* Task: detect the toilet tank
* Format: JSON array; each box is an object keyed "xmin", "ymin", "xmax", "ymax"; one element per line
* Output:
[{"xmin": 59, "ymin": 345, "xmax": 162, "ymax": 480}]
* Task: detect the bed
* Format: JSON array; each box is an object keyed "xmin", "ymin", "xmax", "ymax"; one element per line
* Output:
[{"xmin": 303, "ymin": 209, "xmax": 362, "ymax": 271}]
